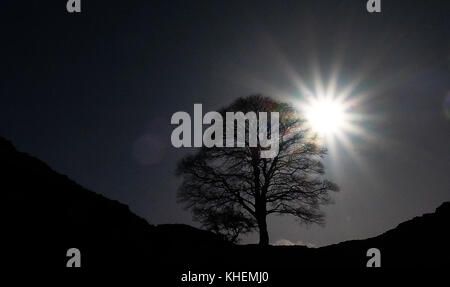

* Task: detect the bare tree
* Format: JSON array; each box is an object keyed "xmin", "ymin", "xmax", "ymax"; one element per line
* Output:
[
  {"xmin": 192, "ymin": 205, "xmax": 255, "ymax": 243},
  {"xmin": 176, "ymin": 95, "xmax": 338, "ymax": 245}
]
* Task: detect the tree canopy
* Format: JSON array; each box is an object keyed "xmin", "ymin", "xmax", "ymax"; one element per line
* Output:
[{"xmin": 176, "ymin": 95, "xmax": 338, "ymax": 245}]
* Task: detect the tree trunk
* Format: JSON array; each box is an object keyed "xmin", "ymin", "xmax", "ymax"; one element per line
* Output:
[
  {"xmin": 257, "ymin": 214, "xmax": 269, "ymax": 245},
  {"xmin": 255, "ymin": 188, "xmax": 269, "ymax": 245}
]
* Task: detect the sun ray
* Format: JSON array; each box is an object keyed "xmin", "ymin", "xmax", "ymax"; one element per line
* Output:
[{"xmin": 291, "ymin": 71, "xmax": 376, "ymax": 180}]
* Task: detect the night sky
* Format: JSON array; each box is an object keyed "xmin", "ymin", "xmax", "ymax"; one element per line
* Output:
[{"xmin": 1, "ymin": 0, "xmax": 449, "ymax": 246}]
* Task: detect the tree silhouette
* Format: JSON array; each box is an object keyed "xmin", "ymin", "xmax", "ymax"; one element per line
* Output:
[
  {"xmin": 176, "ymin": 95, "xmax": 338, "ymax": 245},
  {"xmin": 192, "ymin": 205, "xmax": 256, "ymax": 243}
]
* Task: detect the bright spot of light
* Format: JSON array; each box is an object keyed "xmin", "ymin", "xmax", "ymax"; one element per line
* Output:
[{"xmin": 305, "ymin": 96, "xmax": 347, "ymax": 136}]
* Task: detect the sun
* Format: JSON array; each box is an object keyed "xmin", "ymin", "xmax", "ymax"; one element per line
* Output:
[
  {"xmin": 304, "ymin": 96, "xmax": 347, "ymax": 136},
  {"xmin": 290, "ymin": 71, "xmax": 368, "ymax": 153}
]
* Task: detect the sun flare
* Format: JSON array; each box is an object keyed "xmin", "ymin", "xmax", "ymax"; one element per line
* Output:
[
  {"xmin": 290, "ymin": 69, "xmax": 370, "ymax": 163},
  {"xmin": 304, "ymin": 96, "xmax": 347, "ymax": 136}
]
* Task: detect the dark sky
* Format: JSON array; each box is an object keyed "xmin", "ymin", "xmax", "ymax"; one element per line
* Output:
[{"xmin": 1, "ymin": 0, "xmax": 449, "ymax": 246}]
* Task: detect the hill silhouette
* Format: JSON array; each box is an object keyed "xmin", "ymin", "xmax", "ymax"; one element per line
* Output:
[{"xmin": 2, "ymin": 136, "xmax": 448, "ymax": 278}]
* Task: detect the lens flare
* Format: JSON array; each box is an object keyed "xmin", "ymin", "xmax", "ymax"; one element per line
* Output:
[{"xmin": 304, "ymin": 96, "xmax": 346, "ymax": 136}]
